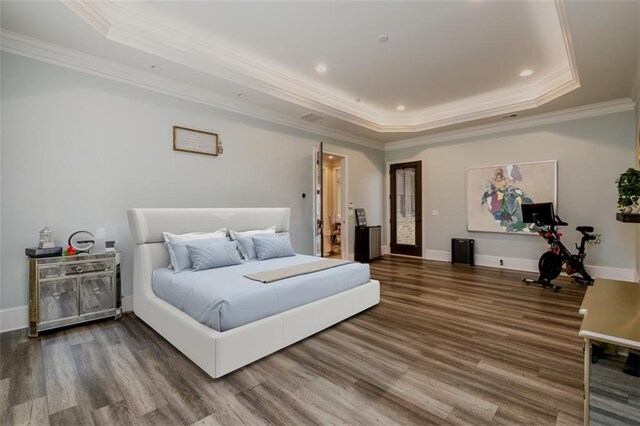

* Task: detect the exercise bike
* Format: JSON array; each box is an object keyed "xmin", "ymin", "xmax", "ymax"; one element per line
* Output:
[{"xmin": 521, "ymin": 202, "xmax": 600, "ymax": 292}]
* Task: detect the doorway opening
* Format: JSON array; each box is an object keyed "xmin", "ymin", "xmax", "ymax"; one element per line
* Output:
[
  {"xmin": 390, "ymin": 161, "xmax": 422, "ymax": 257},
  {"xmin": 322, "ymin": 153, "xmax": 345, "ymax": 258},
  {"xmin": 313, "ymin": 143, "xmax": 348, "ymax": 259}
]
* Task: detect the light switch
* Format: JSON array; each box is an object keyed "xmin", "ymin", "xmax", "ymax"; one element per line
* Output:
[
  {"xmin": 432, "ymin": 209, "xmax": 439, "ymax": 216},
  {"xmin": 96, "ymin": 228, "xmax": 106, "ymax": 239}
]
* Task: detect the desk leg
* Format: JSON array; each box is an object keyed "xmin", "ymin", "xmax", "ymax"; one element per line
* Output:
[{"xmin": 583, "ymin": 338, "xmax": 590, "ymax": 426}]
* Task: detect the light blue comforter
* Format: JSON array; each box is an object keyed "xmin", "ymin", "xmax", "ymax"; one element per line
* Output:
[{"xmin": 152, "ymin": 255, "xmax": 370, "ymax": 332}]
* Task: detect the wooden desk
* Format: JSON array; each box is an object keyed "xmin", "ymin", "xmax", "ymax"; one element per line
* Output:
[{"xmin": 579, "ymin": 278, "xmax": 640, "ymax": 425}]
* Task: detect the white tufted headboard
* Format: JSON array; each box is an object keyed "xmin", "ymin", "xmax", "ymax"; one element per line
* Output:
[{"xmin": 127, "ymin": 207, "xmax": 291, "ymax": 244}]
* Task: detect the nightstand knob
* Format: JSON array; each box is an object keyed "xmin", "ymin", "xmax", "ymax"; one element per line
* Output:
[
  {"xmin": 93, "ymin": 287, "xmax": 101, "ymax": 295},
  {"xmin": 52, "ymin": 292, "xmax": 60, "ymax": 300},
  {"xmin": 75, "ymin": 266, "xmax": 84, "ymax": 273}
]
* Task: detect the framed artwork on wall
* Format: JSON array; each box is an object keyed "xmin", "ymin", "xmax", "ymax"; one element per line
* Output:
[
  {"xmin": 467, "ymin": 160, "xmax": 557, "ymax": 234},
  {"xmin": 173, "ymin": 126, "xmax": 219, "ymax": 156}
]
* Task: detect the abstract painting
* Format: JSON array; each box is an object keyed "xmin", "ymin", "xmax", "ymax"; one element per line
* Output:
[{"xmin": 467, "ymin": 160, "xmax": 557, "ymax": 234}]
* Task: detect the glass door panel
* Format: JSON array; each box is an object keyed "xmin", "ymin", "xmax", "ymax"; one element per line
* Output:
[{"xmin": 390, "ymin": 161, "xmax": 422, "ymax": 256}]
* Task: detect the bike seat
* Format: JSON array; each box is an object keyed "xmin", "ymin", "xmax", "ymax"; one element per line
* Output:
[{"xmin": 576, "ymin": 226, "xmax": 594, "ymax": 233}]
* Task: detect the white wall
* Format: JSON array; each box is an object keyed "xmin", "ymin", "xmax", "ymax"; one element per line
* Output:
[
  {"xmin": 0, "ymin": 53, "xmax": 385, "ymax": 309},
  {"xmin": 385, "ymin": 110, "xmax": 637, "ymax": 274}
]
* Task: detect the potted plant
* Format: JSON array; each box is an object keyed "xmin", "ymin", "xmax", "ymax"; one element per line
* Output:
[{"xmin": 616, "ymin": 168, "xmax": 640, "ymax": 213}]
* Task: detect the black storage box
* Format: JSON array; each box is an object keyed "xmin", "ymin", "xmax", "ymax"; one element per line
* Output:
[
  {"xmin": 355, "ymin": 226, "xmax": 382, "ymax": 263},
  {"xmin": 451, "ymin": 238, "xmax": 474, "ymax": 265},
  {"xmin": 25, "ymin": 246, "xmax": 63, "ymax": 258}
]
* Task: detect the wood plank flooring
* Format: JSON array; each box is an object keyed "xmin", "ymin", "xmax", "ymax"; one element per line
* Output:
[{"xmin": 1, "ymin": 256, "xmax": 588, "ymax": 425}]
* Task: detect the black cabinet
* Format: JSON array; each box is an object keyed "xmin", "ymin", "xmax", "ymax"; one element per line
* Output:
[
  {"xmin": 355, "ymin": 226, "xmax": 381, "ymax": 262},
  {"xmin": 451, "ymin": 238, "xmax": 474, "ymax": 265}
]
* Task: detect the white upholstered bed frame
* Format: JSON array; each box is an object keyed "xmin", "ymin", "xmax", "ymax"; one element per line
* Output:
[{"xmin": 127, "ymin": 208, "xmax": 380, "ymax": 378}]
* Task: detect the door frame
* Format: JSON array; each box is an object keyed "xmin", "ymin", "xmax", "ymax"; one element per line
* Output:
[
  {"xmin": 385, "ymin": 158, "xmax": 424, "ymax": 258},
  {"xmin": 312, "ymin": 147, "xmax": 349, "ymax": 259}
]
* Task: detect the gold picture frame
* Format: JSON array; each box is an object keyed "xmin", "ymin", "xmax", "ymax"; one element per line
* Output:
[{"xmin": 173, "ymin": 126, "xmax": 219, "ymax": 157}]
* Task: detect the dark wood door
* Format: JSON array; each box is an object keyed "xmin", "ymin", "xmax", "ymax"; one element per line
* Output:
[{"xmin": 390, "ymin": 161, "xmax": 422, "ymax": 257}]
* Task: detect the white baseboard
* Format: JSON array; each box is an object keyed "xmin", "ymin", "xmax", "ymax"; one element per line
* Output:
[
  {"xmin": 423, "ymin": 249, "xmax": 450, "ymax": 263},
  {"xmin": 381, "ymin": 245, "xmax": 389, "ymax": 255},
  {"xmin": 1, "ymin": 295, "xmax": 135, "ymax": 333},
  {"xmin": 587, "ymin": 265, "xmax": 638, "ymax": 282},
  {"xmin": 475, "ymin": 254, "xmax": 539, "ymax": 273},
  {"xmin": 0, "ymin": 305, "xmax": 28, "ymax": 333},
  {"xmin": 424, "ymin": 249, "xmax": 637, "ymax": 281}
]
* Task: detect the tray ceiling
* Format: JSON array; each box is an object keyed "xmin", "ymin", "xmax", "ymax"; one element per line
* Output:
[
  {"xmin": 1, "ymin": 1, "xmax": 638, "ymax": 146},
  {"xmin": 62, "ymin": 0, "xmax": 579, "ymax": 133}
]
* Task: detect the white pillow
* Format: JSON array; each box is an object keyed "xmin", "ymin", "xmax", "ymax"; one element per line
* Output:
[
  {"xmin": 228, "ymin": 226, "xmax": 276, "ymax": 240},
  {"xmin": 163, "ymin": 228, "xmax": 227, "ymax": 243},
  {"xmin": 229, "ymin": 226, "xmax": 276, "ymax": 261}
]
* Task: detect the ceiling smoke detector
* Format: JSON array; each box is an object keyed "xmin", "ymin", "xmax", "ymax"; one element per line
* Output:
[
  {"xmin": 377, "ymin": 35, "xmax": 389, "ymax": 43},
  {"xmin": 298, "ymin": 112, "xmax": 323, "ymax": 122}
]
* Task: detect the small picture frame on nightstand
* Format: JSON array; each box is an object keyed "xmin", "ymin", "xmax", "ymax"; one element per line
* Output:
[{"xmin": 355, "ymin": 208, "xmax": 367, "ymax": 226}]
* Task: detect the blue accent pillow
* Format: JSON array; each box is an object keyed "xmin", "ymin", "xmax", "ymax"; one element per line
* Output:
[
  {"xmin": 187, "ymin": 241, "xmax": 244, "ymax": 272},
  {"xmin": 253, "ymin": 234, "xmax": 295, "ymax": 261},
  {"xmin": 166, "ymin": 237, "xmax": 229, "ymax": 272},
  {"xmin": 236, "ymin": 232, "xmax": 287, "ymax": 261}
]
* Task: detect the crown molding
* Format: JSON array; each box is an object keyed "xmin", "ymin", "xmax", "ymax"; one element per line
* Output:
[
  {"xmin": 61, "ymin": 0, "xmax": 110, "ymax": 37},
  {"xmin": 0, "ymin": 30, "xmax": 384, "ymax": 151},
  {"xmin": 60, "ymin": 0, "xmax": 581, "ymax": 133},
  {"xmin": 384, "ymin": 98, "xmax": 635, "ymax": 151},
  {"xmin": 375, "ymin": 67, "xmax": 581, "ymax": 133}
]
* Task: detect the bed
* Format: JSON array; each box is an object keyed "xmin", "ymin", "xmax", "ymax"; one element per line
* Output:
[{"xmin": 127, "ymin": 208, "xmax": 380, "ymax": 378}]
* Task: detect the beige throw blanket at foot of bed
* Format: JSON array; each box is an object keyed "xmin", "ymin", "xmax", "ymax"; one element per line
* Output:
[{"xmin": 244, "ymin": 259, "xmax": 353, "ymax": 283}]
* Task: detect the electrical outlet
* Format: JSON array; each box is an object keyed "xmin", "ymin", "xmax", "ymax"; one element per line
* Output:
[{"xmin": 499, "ymin": 259, "xmax": 504, "ymax": 266}]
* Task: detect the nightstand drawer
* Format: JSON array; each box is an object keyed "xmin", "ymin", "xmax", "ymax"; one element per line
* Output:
[
  {"xmin": 39, "ymin": 278, "xmax": 78, "ymax": 322},
  {"xmin": 38, "ymin": 260, "xmax": 114, "ymax": 279},
  {"xmin": 80, "ymin": 274, "xmax": 114, "ymax": 314}
]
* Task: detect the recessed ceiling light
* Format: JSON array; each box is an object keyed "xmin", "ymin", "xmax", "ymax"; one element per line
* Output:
[
  {"xmin": 150, "ymin": 65, "xmax": 162, "ymax": 71},
  {"xmin": 396, "ymin": 105, "xmax": 406, "ymax": 111},
  {"xmin": 328, "ymin": 155, "xmax": 334, "ymax": 159},
  {"xmin": 519, "ymin": 69, "xmax": 534, "ymax": 77},
  {"xmin": 377, "ymin": 35, "xmax": 389, "ymax": 43},
  {"xmin": 315, "ymin": 63, "xmax": 328, "ymax": 74},
  {"xmin": 237, "ymin": 93, "xmax": 247, "ymax": 98}
]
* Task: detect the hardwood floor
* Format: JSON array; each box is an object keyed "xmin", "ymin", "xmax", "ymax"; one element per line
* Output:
[{"xmin": 0, "ymin": 256, "xmax": 588, "ymax": 425}]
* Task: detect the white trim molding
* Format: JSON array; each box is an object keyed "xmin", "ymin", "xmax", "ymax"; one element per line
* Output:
[
  {"xmin": 424, "ymin": 249, "xmax": 637, "ymax": 282},
  {"xmin": 0, "ymin": 30, "xmax": 384, "ymax": 151},
  {"xmin": 60, "ymin": 0, "xmax": 580, "ymax": 133},
  {"xmin": 385, "ymin": 98, "xmax": 636, "ymax": 151},
  {"xmin": 0, "ymin": 297, "xmax": 135, "ymax": 334},
  {"xmin": 0, "ymin": 306, "xmax": 28, "ymax": 333}
]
